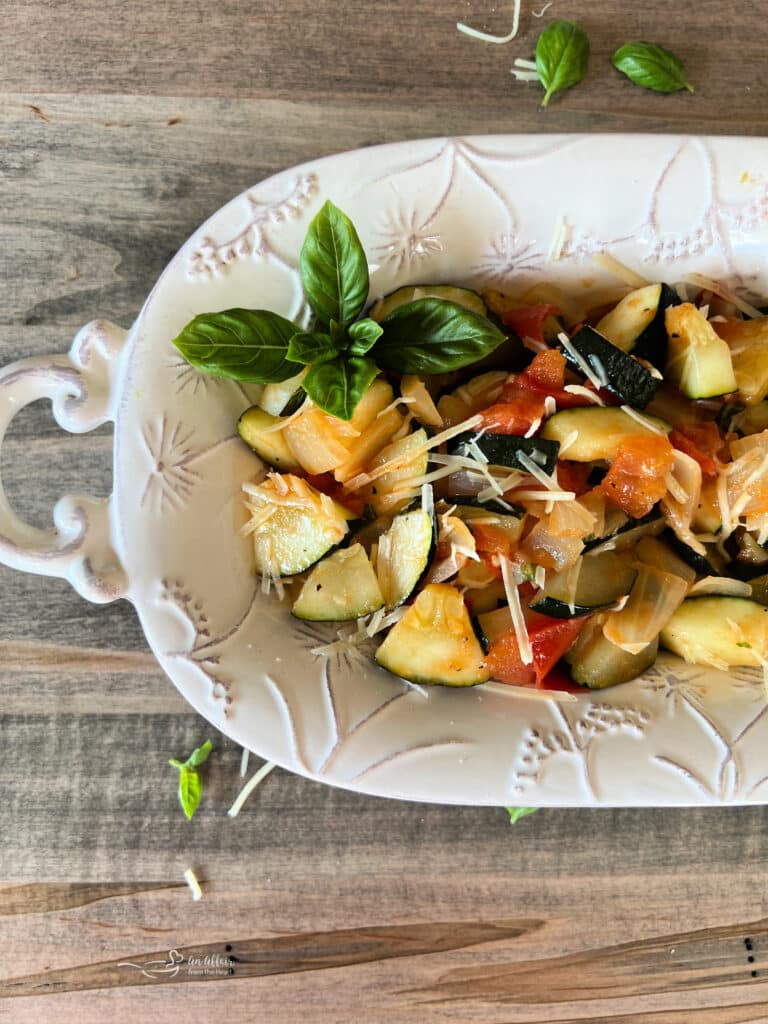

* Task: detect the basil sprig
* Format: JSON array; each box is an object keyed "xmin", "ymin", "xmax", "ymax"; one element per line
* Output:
[
  {"xmin": 506, "ymin": 806, "xmax": 538, "ymax": 825},
  {"xmin": 612, "ymin": 41, "xmax": 693, "ymax": 94},
  {"xmin": 535, "ymin": 19, "xmax": 590, "ymax": 108},
  {"xmin": 172, "ymin": 200, "xmax": 505, "ymax": 420},
  {"xmin": 169, "ymin": 739, "xmax": 212, "ymax": 820}
]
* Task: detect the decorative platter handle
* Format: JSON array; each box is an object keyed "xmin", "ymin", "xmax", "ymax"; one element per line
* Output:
[{"xmin": 0, "ymin": 320, "xmax": 129, "ymax": 603}]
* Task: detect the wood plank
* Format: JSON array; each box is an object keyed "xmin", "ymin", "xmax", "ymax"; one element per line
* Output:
[{"xmin": 1, "ymin": 2, "xmax": 766, "ymax": 136}]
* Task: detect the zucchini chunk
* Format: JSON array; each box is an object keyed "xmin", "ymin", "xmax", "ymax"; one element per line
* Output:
[
  {"xmin": 714, "ymin": 316, "xmax": 768, "ymax": 406},
  {"xmin": 565, "ymin": 622, "xmax": 658, "ymax": 689},
  {"xmin": 530, "ymin": 552, "xmax": 637, "ymax": 619},
  {"xmin": 237, "ymin": 406, "xmax": 302, "ymax": 472},
  {"xmin": 367, "ymin": 429, "xmax": 430, "ymax": 516},
  {"xmin": 632, "ymin": 283, "xmax": 681, "ymax": 366},
  {"xmin": 541, "ymin": 407, "xmax": 670, "ymax": 462},
  {"xmin": 375, "ymin": 583, "xmax": 489, "ymax": 686},
  {"xmin": 665, "ymin": 304, "xmax": 737, "ymax": 399},
  {"xmin": 400, "ymin": 375, "xmax": 443, "ymax": 429},
  {"xmin": 595, "ymin": 283, "xmax": 663, "ymax": 353},
  {"xmin": 244, "ymin": 473, "xmax": 355, "ymax": 578},
  {"xmin": 450, "ymin": 432, "xmax": 560, "ymax": 476},
  {"xmin": 369, "ymin": 285, "xmax": 486, "ymax": 322},
  {"xmin": 565, "ymin": 326, "xmax": 660, "ymax": 408},
  {"xmin": 292, "ymin": 544, "xmax": 384, "ymax": 621},
  {"xmin": 376, "ymin": 508, "xmax": 436, "ymax": 610},
  {"xmin": 660, "ymin": 596, "xmax": 768, "ymax": 668}
]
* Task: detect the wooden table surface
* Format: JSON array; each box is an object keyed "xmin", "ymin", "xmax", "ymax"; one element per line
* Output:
[{"xmin": 3, "ymin": 2, "xmax": 768, "ymax": 1020}]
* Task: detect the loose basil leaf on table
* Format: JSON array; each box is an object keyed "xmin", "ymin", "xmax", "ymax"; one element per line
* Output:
[
  {"xmin": 612, "ymin": 41, "xmax": 694, "ymax": 94},
  {"xmin": 506, "ymin": 806, "xmax": 538, "ymax": 825},
  {"xmin": 535, "ymin": 19, "xmax": 590, "ymax": 108},
  {"xmin": 287, "ymin": 331, "xmax": 342, "ymax": 365},
  {"xmin": 348, "ymin": 317, "xmax": 384, "ymax": 356},
  {"xmin": 302, "ymin": 354, "xmax": 380, "ymax": 421},
  {"xmin": 169, "ymin": 739, "xmax": 212, "ymax": 820},
  {"xmin": 300, "ymin": 200, "xmax": 370, "ymax": 327},
  {"xmin": 172, "ymin": 308, "xmax": 298, "ymax": 383},
  {"xmin": 375, "ymin": 299, "xmax": 506, "ymax": 374}
]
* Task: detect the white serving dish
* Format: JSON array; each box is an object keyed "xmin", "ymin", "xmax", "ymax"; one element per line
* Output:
[{"xmin": 3, "ymin": 134, "xmax": 768, "ymax": 806}]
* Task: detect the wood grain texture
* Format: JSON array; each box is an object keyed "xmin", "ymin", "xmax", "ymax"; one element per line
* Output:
[{"xmin": 3, "ymin": 1, "xmax": 768, "ymax": 1020}]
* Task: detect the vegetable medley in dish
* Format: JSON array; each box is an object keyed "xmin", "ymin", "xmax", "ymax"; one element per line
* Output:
[{"xmin": 173, "ymin": 201, "xmax": 768, "ymax": 694}]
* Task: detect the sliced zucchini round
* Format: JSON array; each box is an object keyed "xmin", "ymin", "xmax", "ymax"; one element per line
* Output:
[
  {"xmin": 450, "ymin": 432, "xmax": 560, "ymax": 476},
  {"xmin": 660, "ymin": 596, "xmax": 768, "ymax": 669},
  {"xmin": 369, "ymin": 285, "xmax": 486, "ymax": 322},
  {"xmin": 541, "ymin": 407, "xmax": 671, "ymax": 462},
  {"xmin": 530, "ymin": 552, "xmax": 637, "ymax": 619},
  {"xmin": 376, "ymin": 507, "xmax": 436, "ymax": 610},
  {"xmin": 237, "ymin": 406, "xmax": 302, "ymax": 472},
  {"xmin": 244, "ymin": 473, "xmax": 355, "ymax": 577},
  {"xmin": 595, "ymin": 283, "xmax": 662, "ymax": 354},
  {"xmin": 368, "ymin": 428, "xmax": 429, "ymax": 516},
  {"xmin": 375, "ymin": 583, "xmax": 489, "ymax": 686},
  {"xmin": 292, "ymin": 544, "xmax": 384, "ymax": 621},
  {"xmin": 565, "ymin": 325, "xmax": 660, "ymax": 408}
]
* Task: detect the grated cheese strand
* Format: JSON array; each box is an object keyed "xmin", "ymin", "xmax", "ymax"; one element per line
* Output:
[
  {"xmin": 511, "ymin": 69, "xmax": 540, "ymax": 82},
  {"xmin": 240, "ymin": 747, "xmax": 250, "ymax": 778},
  {"xmin": 558, "ymin": 331, "xmax": 605, "ymax": 391},
  {"xmin": 227, "ymin": 761, "xmax": 277, "ymax": 818},
  {"xmin": 548, "ymin": 216, "xmax": 569, "ymax": 261},
  {"xmin": 184, "ymin": 868, "xmax": 203, "ymax": 901},
  {"xmin": 686, "ymin": 273, "xmax": 763, "ymax": 319},
  {"xmin": 620, "ymin": 404, "xmax": 666, "ymax": 436},
  {"xmin": 457, "ymin": 0, "xmax": 520, "ymax": 43},
  {"xmin": 593, "ymin": 252, "xmax": 649, "ymax": 288},
  {"xmin": 482, "ymin": 681, "xmax": 578, "ymax": 702},
  {"xmin": 516, "ymin": 450, "xmax": 575, "ymax": 497},
  {"xmin": 564, "ymin": 384, "xmax": 604, "ymax": 406},
  {"xmin": 513, "ymin": 57, "xmax": 537, "ymax": 69},
  {"xmin": 500, "ymin": 557, "xmax": 533, "ymax": 665}
]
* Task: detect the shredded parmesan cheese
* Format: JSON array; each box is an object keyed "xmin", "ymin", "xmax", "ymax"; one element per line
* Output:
[
  {"xmin": 240, "ymin": 747, "xmax": 250, "ymax": 778},
  {"xmin": 500, "ymin": 556, "xmax": 533, "ymax": 665},
  {"xmin": 564, "ymin": 384, "xmax": 604, "ymax": 406},
  {"xmin": 557, "ymin": 429, "xmax": 580, "ymax": 456},
  {"xmin": 548, "ymin": 215, "xmax": 569, "ymax": 261},
  {"xmin": 592, "ymin": 252, "xmax": 649, "ymax": 288},
  {"xmin": 686, "ymin": 273, "xmax": 763, "ymax": 319},
  {"xmin": 457, "ymin": 0, "xmax": 520, "ymax": 43},
  {"xmin": 544, "ymin": 395, "xmax": 557, "ymax": 418},
  {"xmin": 524, "ymin": 417, "xmax": 542, "ymax": 438},
  {"xmin": 558, "ymin": 331, "xmax": 605, "ymax": 391},
  {"xmin": 184, "ymin": 868, "xmax": 203, "ymax": 901},
  {"xmin": 483, "ymin": 681, "xmax": 578, "ymax": 702},
  {"xmin": 513, "ymin": 57, "xmax": 537, "ymax": 69},
  {"xmin": 227, "ymin": 761, "xmax": 277, "ymax": 818},
  {"xmin": 689, "ymin": 577, "xmax": 753, "ymax": 598},
  {"xmin": 620, "ymin": 405, "xmax": 666, "ymax": 436},
  {"xmin": 534, "ymin": 564, "xmax": 547, "ymax": 590},
  {"xmin": 516, "ymin": 450, "xmax": 575, "ymax": 497},
  {"xmin": 531, "ymin": 0, "xmax": 553, "ymax": 14},
  {"xmin": 511, "ymin": 69, "xmax": 540, "ymax": 82}
]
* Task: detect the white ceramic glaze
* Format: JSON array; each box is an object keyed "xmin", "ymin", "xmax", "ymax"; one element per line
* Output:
[{"xmin": 4, "ymin": 134, "xmax": 768, "ymax": 806}]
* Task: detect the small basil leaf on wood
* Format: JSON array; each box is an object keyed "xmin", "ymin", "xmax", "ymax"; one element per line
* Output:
[
  {"xmin": 612, "ymin": 41, "xmax": 693, "ymax": 94},
  {"xmin": 300, "ymin": 200, "xmax": 369, "ymax": 327},
  {"xmin": 169, "ymin": 739, "xmax": 212, "ymax": 820},
  {"xmin": 303, "ymin": 355, "xmax": 379, "ymax": 420},
  {"xmin": 177, "ymin": 768, "xmax": 202, "ymax": 820},
  {"xmin": 185, "ymin": 739, "xmax": 212, "ymax": 769},
  {"xmin": 535, "ymin": 19, "xmax": 590, "ymax": 108},
  {"xmin": 506, "ymin": 806, "xmax": 538, "ymax": 825},
  {"xmin": 375, "ymin": 299, "xmax": 505, "ymax": 374},
  {"xmin": 287, "ymin": 331, "xmax": 341, "ymax": 365},
  {"xmin": 348, "ymin": 318, "xmax": 383, "ymax": 356},
  {"xmin": 172, "ymin": 309, "xmax": 298, "ymax": 383}
]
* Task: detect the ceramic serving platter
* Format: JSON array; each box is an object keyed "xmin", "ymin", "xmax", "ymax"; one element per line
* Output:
[{"xmin": 3, "ymin": 134, "xmax": 768, "ymax": 806}]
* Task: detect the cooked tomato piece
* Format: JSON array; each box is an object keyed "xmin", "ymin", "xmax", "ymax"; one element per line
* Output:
[
  {"xmin": 555, "ymin": 460, "xmax": 592, "ymax": 496},
  {"xmin": 520, "ymin": 349, "xmax": 567, "ymax": 390},
  {"xmin": 306, "ymin": 472, "xmax": 367, "ymax": 517},
  {"xmin": 670, "ymin": 424, "xmax": 723, "ymax": 477},
  {"xmin": 486, "ymin": 614, "xmax": 585, "ymax": 687},
  {"xmin": 472, "ymin": 523, "xmax": 515, "ymax": 561},
  {"xmin": 600, "ymin": 434, "xmax": 675, "ymax": 518},
  {"xmin": 501, "ymin": 304, "xmax": 560, "ymax": 344},
  {"xmin": 478, "ymin": 393, "xmax": 547, "ymax": 435}
]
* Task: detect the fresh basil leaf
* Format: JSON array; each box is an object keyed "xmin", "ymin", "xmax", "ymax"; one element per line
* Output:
[
  {"xmin": 303, "ymin": 355, "xmax": 379, "ymax": 420},
  {"xmin": 612, "ymin": 41, "xmax": 693, "ymax": 94},
  {"xmin": 185, "ymin": 739, "xmax": 212, "ymax": 769},
  {"xmin": 375, "ymin": 299, "xmax": 505, "ymax": 374},
  {"xmin": 348, "ymin": 318, "xmax": 383, "ymax": 356},
  {"xmin": 506, "ymin": 806, "xmax": 538, "ymax": 825},
  {"xmin": 172, "ymin": 309, "xmax": 298, "ymax": 383},
  {"xmin": 286, "ymin": 331, "xmax": 341, "ymax": 365},
  {"xmin": 177, "ymin": 767, "xmax": 202, "ymax": 820},
  {"xmin": 300, "ymin": 200, "xmax": 369, "ymax": 327},
  {"xmin": 535, "ymin": 19, "xmax": 590, "ymax": 107}
]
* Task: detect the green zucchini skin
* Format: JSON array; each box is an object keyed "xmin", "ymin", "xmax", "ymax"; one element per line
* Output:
[
  {"xmin": 450, "ymin": 432, "xmax": 560, "ymax": 475},
  {"xmin": 565, "ymin": 326, "xmax": 660, "ymax": 409},
  {"xmin": 584, "ymin": 511, "xmax": 664, "ymax": 553},
  {"xmin": 661, "ymin": 527, "xmax": 718, "ymax": 577},
  {"xmin": 376, "ymin": 507, "xmax": 436, "ymax": 610},
  {"xmin": 631, "ymin": 283, "xmax": 680, "ymax": 366},
  {"xmin": 541, "ymin": 407, "xmax": 670, "ymax": 462},
  {"xmin": 237, "ymin": 406, "xmax": 302, "ymax": 471}
]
